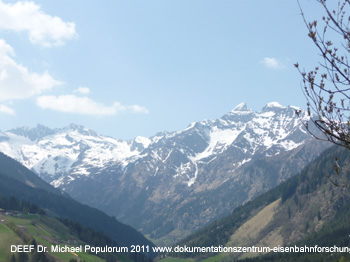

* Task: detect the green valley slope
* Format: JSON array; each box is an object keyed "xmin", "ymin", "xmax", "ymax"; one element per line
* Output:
[{"xmin": 0, "ymin": 213, "xmax": 108, "ymax": 262}]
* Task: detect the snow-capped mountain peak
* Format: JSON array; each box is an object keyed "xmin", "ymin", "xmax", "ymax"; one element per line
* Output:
[
  {"xmin": 0, "ymin": 102, "xmax": 311, "ymax": 189},
  {"xmin": 231, "ymin": 102, "xmax": 253, "ymax": 113},
  {"xmin": 0, "ymin": 123, "xmax": 146, "ymax": 184},
  {"xmin": 263, "ymin": 101, "xmax": 286, "ymax": 109},
  {"xmin": 8, "ymin": 124, "xmax": 55, "ymax": 141}
]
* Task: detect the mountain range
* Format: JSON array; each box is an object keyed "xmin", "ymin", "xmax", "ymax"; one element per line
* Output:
[{"xmin": 0, "ymin": 102, "xmax": 329, "ymax": 244}]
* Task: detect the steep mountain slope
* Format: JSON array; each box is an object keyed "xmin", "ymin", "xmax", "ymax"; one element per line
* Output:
[
  {"xmin": 0, "ymin": 152, "xmax": 156, "ymax": 256},
  {"xmin": 0, "ymin": 152, "xmax": 64, "ymax": 196},
  {"xmin": 169, "ymin": 145, "xmax": 350, "ymax": 261},
  {"xmin": 0, "ymin": 102, "xmax": 329, "ymax": 243}
]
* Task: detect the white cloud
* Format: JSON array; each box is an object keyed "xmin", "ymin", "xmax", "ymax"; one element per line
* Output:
[
  {"xmin": 0, "ymin": 0, "xmax": 77, "ymax": 47},
  {"xmin": 74, "ymin": 86, "xmax": 90, "ymax": 95},
  {"xmin": 36, "ymin": 95, "xmax": 149, "ymax": 115},
  {"xmin": 260, "ymin": 57, "xmax": 285, "ymax": 70},
  {"xmin": 0, "ymin": 39, "xmax": 61, "ymax": 101},
  {"xmin": 0, "ymin": 104, "xmax": 14, "ymax": 115},
  {"xmin": 129, "ymin": 104, "xmax": 150, "ymax": 114}
]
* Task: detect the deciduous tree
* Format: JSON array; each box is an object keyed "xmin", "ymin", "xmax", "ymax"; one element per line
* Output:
[{"xmin": 296, "ymin": 0, "xmax": 350, "ymax": 150}]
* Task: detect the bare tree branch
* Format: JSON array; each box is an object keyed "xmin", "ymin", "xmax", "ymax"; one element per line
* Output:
[{"xmin": 296, "ymin": 0, "xmax": 350, "ymax": 151}]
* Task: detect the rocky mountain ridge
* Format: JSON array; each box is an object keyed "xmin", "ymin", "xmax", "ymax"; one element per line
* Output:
[{"xmin": 0, "ymin": 102, "xmax": 328, "ymax": 243}]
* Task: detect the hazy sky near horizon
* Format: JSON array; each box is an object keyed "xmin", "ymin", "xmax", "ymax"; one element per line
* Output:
[{"xmin": 0, "ymin": 0, "xmax": 329, "ymax": 139}]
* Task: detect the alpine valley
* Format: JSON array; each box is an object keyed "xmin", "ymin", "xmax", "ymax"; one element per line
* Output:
[{"xmin": 0, "ymin": 102, "xmax": 329, "ymax": 244}]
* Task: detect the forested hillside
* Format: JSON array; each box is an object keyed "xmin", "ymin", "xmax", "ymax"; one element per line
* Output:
[
  {"xmin": 0, "ymin": 152, "xmax": 156, "ymax": 259},
  {"xmin": 164, "ymin": 145, "xmax": 350, "ymax": 261},
  {"xmin": 0, "ymin": 194, "xmax": 144, "ymax": 262}
]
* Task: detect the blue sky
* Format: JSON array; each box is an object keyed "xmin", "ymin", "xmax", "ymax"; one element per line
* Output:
[{"xmin": 0, "ymin": 0, "xmax": 327, "ymax": 139}]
